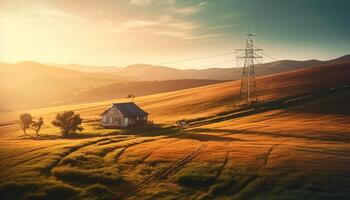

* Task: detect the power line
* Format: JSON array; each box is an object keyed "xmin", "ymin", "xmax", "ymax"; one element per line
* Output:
[
  {"xmin": 197, "ymin": 59, "xmax": 235, "ymax": 69},
  {"xmin": 254, "ymin": 45, "xmax": 278, "ymax": 61},
  {"xmin": 169, "ymin": 59, "xmax": 235, "ymax": 69},
  {"xmin": 262, "ymin": 52, "xmax": 277, "ymax": 61},
  {"xmin": 154, "ymin": 51, "xmax": 236, "ymax": 66}
]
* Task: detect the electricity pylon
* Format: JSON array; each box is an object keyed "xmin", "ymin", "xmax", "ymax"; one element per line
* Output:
[{"xmin": 236, "ymin": 31, "xmax": 263, "ymax": 106}]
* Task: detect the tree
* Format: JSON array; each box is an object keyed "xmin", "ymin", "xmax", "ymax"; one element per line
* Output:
[
  {"xmin": 18, "ymin": 113, "xmax": 33, "ymax": 135},
  {"xmin": 52, "ymin": 111, "xmax": 84, "ymax": 137},
  {"xmin": 127, "ymin": 94, "xmax": 135, "ymax": 102},
  {"xmin": 31, "ymin": 117, "xmax": 44, "ymax": 136}
]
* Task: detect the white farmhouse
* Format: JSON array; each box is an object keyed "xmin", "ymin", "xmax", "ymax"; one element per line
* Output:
[{"xmin": 100, "ymin": 102, "xmax": 148, "ymax": 128}]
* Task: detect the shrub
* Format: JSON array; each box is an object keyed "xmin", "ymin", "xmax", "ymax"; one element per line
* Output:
[
  {"xmin": 18, "ymin": 113, "xmax": 33, "ymax": 135},
  {"xmin": 31, "ymin": 117, "xmax": 44, "ymax": 136},
  {"xmin": 43, "ymin": 184, "xmax": 78, "ymax": 200},
  {"xmin": 52, "ymin": 111, "xmax": 83, "ymax": 137},
  {"xmin": 0, "ymin": 182, "xmax": 33, "ymax": 199},
  {"xmin": 175, "ymin": 174, "xmax": 216, "ymax": 188},
  {"xmin": 81, "ymin": 184, "xmax": 114, "ymax": 200},
  {"xmin": 52, "ymin": 166, "xmax": 122, "ymax": 185}
]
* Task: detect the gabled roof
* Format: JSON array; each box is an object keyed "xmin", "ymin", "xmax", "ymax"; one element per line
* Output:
[{"xmin": 101, "ymin": 102, "xmax": 148, "ymax": 117}]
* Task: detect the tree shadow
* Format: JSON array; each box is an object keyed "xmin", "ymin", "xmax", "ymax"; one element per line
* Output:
[
  {"xmin": 16, "ymin": 131, "xmax": 122, "ymax": 140},
  {"xmin": 119, "ymin": 124, "xmax": 244, "ymax": 142}
]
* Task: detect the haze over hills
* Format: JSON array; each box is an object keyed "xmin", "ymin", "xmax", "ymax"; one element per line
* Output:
[
  {"xmin": 0, "ymin": 55, "xmax": 349, "ymax": 200},
  {"xmin": 0, "ymin": 61, "xmax": 122, "ymax": 110},
  {"xmin": 49, "ymin": 63, "xmax": 119, "ymax": 73},
  {"xmin": 1, "ymin": 59, "xmax": 349, "ymax": 123},
  {"xmin": 49, "ymin": 54, "xmax": 350, "ymax": 81},
  {"xmin": 68, "ymin": 79, "xmax": 226, "ymax": 104},
  {"xmin": 0, "ymin": 62, "xmax": 224, "ymax": 111},
  {"xmin": 90, "ymin": 54, "xmax": 350, "ymax": 81},
  {"xmin": 0, "ymin": 54, "xmax": 349, "ymax": 111}
]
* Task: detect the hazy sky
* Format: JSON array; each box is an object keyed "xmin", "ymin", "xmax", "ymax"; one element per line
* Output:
[{"xmin": 1, "ymin": 0, "xmax": 349, "ymax": 69}]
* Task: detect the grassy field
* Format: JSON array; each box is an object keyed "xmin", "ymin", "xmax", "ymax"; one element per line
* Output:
[{"xmin": 0, "ymin": 63, "xmax": 349, "ymax": 199}]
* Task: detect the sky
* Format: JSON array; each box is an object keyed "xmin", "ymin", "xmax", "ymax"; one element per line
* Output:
[{"xmin": 0, "ymin": 0, "xmax": 349, "ymax": 69}]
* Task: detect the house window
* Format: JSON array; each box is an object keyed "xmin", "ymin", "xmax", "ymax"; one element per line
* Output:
[
  {"xmin": 103, "ymin": 116, "xmax": 107, "ymax": 122},
  {"xmin": 136, "ymin": 116, "xmax": 139, "ymax": 120}
]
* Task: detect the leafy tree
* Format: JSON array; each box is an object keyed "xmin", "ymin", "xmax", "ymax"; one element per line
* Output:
[
  {"xmin": 52, "ymin": 111, "xmax": 83, "ymax": 137},
  {"xmin": 31, "ymin": 117, "xmax": 44, "ymax": 136},
  {"xmin": 18, "ymin": 113, "xmax": 33, "ymax": 135}
]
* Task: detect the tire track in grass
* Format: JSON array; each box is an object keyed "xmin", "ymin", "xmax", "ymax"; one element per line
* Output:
[
  {"xmin": 118, "ymin": 139, "xmax": 181, "ymax": 180},
  {"xmin": 104, "ymin": 137, "xmax": 166, "ymax": 164},
  {"xmin": 264, "ymin": 144, "xmax": 279, "ymax": 167},
  {"xmin": 41, "ymin": 137, "xmax": 111, "ymax": 176},
  {"xmin": 0, "ymin": 145, "xmax": 56, "ymax": 162},
  {"xmin": 228, "ymin": 144, "xmax": 279, "ymax": 198},
  {"xmin": 119, "ymin": 144, "xmax": 207, "ymax": 199},
  {"xmin": 3, "ymin": 152, "xmax": 50, "ymax": 170},
  {"xmin": 136, "ymin": 139, "xmax": 180, "ymax": 166},
  {"xmin": 216, "ymin": 151, "xmax": 230, "ymax": 179},
  {"xmin": 85, "ymin": 137, "xmax": 137, "ymax": 158},
  {"xmin": 198, "ymin": 150, "xmax": 230, "ymax": 199}
]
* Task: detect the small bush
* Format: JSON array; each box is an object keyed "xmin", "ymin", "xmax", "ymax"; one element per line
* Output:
[
  {"xmin": 173, "ymin": 163, "xmax": 220, "ymax": 189},
  {"xmin": 61, "ymin": 154, "xmax": 107, "ymax": 169},
  {"xmin": 0, "ymin": 182, "xmax": 35, "ymax": 199},
  {"xmin": 0, "ymin": 181, "xmax": 78, "ymax": 200},
  {"xmin": 24, "ymin": 192, "xmax": 47, "ymax": 200},
  {"xmin": 43, "ymin": 184, "xmax": 78, "ymax": 199},
  {"xmin": 175, "ymin": 174, "xmax": 216, "ymax": 188},
  {"xmin": 81, "ymin": 184, "xmax": 114, "ymax": 200},
  {"xmin": 52, "ymin": 166, "xmax": 122, "ymax": 185}
]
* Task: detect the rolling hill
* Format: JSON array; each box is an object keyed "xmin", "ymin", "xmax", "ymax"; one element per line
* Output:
[
  {"xmin": 48, "ymin": 63, "xmax": 118, "ymax": 73},
  {"xmin": 0, "ymin": 61, "xmax": 130, "ymax": 111},
  {"xmin": 0, "ymin": 60, "xmax": 349, "ymax": 200},
  {"xmin": 0, "ymin": 62, "xmax": 226, "ymax": 111},
  {"xmin": 68, "ymin": 79, "xmax": 226, "ymax": 104},
  {"xmin": 1, "ymin": 59, "xmax": 349, "ymax": 123},
  {"xmin": 99, "ymin": 54, "xmax": 350, "ymax": 81},
  {"xmin": 1, "ymin": 54, "xmax": 349, "ymax": 113}
]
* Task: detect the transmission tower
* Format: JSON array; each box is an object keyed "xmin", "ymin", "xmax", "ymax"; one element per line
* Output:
[{"xmin": 236, "ymin": 31, "xmax": 263, "ymax": 105}]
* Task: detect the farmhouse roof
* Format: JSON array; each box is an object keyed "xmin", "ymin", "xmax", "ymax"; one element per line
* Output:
[{"xmin": 101, "ymin": 102, "xmax": 148, "ymax": 117}]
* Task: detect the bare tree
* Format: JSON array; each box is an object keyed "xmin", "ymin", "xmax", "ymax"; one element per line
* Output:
[
  {"xmin": 18, "ymin": 113, "xmax": 33, "ymax": 135},
  {"xmin": 127, "ymin": 94, "xmax": 135, "ymax": 102},
  {"xmin": 52, "ymin": 111, "xmax": 83, "ymax": 137},
  {"xmin": 31, "ymin": 117, "xmax": 44, "ymax": 136}
]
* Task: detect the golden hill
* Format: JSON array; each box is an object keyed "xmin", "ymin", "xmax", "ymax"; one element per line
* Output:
[
  {"xmin": 7, "ymin": 61, "xmax": 346, "ymax": 123},
  {"xmin": 0, "ymin": 61, "xmax": 349, "ymax": 199},
  {"xmin": 0, "ymin": 62, "xmax": 223, "ymax": 111}
]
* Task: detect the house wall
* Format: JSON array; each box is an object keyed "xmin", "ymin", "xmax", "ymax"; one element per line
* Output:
[
  {"xmin": 127, "ymin": 116, "xmax": 148, "ymax": 126},
  {"xmin": 100, "ymin": 107, "xmax": 125, "ymax": 127},
  {"xmin": 100, "ymin": 106, "xmax": 149, "ymax": 128}
]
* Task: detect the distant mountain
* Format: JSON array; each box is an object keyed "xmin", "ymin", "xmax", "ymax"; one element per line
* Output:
[
  {"xmin": 101, "ymin": 54, "xmax": 350, "ymax": 81},
  {"xmin": 0, "ymin": 61, "xmax": 124, "ymax": 110},
  {"xmin": 49, "ymin": 63, "xmax": 119, "ymax": 73},
  {"xmin": 0, "ymin": 62, "xmax": 225, "ymax": 110},
  {"xmin": 69, "ymin": 79, "xmax": 227, "ymax": 104},
  {"xmin": 324, "ymin": 54, "xmax": 350, "ymax": 64},
  {"xmin": 1, "ymin": 54, "xmax": 349, "ymax": 111}
]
